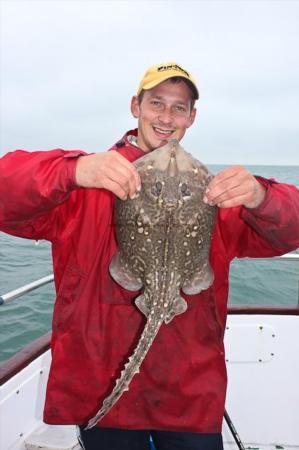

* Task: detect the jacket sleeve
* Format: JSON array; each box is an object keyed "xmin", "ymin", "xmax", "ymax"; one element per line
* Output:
[
  {"xmin": 0, "ymin": 149, "xmax": 86, "ymax": 241},
  {"xmin": 217, "ymin": 178, "xmax": 299, "ymax": 260}
]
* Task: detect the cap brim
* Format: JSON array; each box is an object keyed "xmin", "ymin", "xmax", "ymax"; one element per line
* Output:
[{"xmin": 140, "ymin": 74, "xmax": 199, "ymax": 100}]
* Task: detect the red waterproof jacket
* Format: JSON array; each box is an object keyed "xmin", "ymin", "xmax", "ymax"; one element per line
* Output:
[{"xmin": 1, "ymin": 130, "xmax": 299, "ymax": 433}]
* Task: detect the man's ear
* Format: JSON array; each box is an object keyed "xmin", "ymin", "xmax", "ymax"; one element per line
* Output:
[{"xmin": 131, "ymin": 96, "xmax": 140, "ymax": 118}]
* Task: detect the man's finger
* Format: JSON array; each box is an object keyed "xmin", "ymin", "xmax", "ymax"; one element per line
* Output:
[
  {"xmin": 104, "ymin": 165, "xmax": 138, "ymax": 198},
  {"xmin": 206, "ymin": 176, "xmax": 247, "ymax": 204},
  {"xmin": 208, "ymin": 166, "xmax": 240, "ymax": 186},
  {"xmin": 217, "ymin": 193, "xmax": 250, "ymax": 208},
  {"xmin": 208, "ymin": 184, "xmax": 249, "ymax": 206},
  {"xmin": 104, "ymin": 178, "xmax": 128, "ymax": 200},
  {"xmin": 111, "ymin": 152, "xmax": 141, "ymax": 193}
]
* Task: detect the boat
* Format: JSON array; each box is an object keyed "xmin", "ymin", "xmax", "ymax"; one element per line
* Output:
[{"xmin": 0, "ymin": 253, "xmax": 298, "ymax": 450}]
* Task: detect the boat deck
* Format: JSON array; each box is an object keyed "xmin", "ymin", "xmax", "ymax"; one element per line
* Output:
[{"xmin": 18, "ymin": 422, "xmax": 299, "ymax": 450}]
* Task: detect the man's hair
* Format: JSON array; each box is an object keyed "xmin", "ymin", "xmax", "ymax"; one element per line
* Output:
[{"xmin": 137, "ymin": 77, "xmax": 197, "ymax": 111}]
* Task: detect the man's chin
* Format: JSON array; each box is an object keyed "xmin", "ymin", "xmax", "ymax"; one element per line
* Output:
[
  {"xmin": 140, "ymin": 134, "xmax": 179, "ymax": 152},
  {"xmin": 151, "ymin": 135, "xmax": 178, "ymax": 150}
]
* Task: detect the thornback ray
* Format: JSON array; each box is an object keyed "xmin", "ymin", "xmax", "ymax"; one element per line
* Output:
[{"xmin": 85, "ymin": 139, "xmax": 216, "ymax": 429}]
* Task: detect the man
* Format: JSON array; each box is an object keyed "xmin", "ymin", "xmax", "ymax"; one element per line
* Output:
[{"xmin": 0, "ymin": 62, "xmax": 298, "ymax": 450}]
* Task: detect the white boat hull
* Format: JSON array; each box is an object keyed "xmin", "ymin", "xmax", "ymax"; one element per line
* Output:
[{"xmin": 1, "ymin": 312, "xmax": 298, "ymax": 450}]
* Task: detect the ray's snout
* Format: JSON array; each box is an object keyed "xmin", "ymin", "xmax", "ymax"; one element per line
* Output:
[{"xmin": 167, "ymin": 147, "xmax": 178, "ymax": 178}]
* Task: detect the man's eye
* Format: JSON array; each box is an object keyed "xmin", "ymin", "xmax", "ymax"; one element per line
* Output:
[
  {"xmin": 151, "ymin": 101, "xmax": 161, "ymax": 107},
  {"xmin": 175, "ymin": 105, "xmax": 187, "ymax": 113}
]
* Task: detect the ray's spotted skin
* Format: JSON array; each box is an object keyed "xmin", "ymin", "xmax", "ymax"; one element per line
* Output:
[{"xmin": 85, "ymin": 139, "xmax": 216, "ymax": 429}]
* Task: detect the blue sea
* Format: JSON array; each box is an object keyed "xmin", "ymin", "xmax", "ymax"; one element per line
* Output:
[{"xmin": 0, "ymin": 165, "xmax": 298, "ymax": 362}]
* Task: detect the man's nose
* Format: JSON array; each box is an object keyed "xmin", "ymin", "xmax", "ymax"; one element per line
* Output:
[{"xmin": 158, "ymin": 108, "xmax": 173, "ymax": 125}]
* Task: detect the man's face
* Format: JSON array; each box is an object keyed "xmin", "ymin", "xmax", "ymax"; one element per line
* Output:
[{"xmin": 131, "ymin": 79, "xmax": 196, "ymax": 153}]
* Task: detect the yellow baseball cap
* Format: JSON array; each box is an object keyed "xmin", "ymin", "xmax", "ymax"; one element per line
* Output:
[{"xmin": 137, "ymin": 61, "xmax": 199, "ymax": 100}]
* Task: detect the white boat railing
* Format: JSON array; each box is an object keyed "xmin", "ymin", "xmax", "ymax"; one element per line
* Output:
[
  {"xmin": 263, "ymin": 252, "xmax": 299, "ymax": 261},
  {"xmin": 0, "ymin": 274, "xmax": 54, "ymax": 306},
  {"xmin": 0, "ymin": 252, "xmax": 298, "ymax": 306}
]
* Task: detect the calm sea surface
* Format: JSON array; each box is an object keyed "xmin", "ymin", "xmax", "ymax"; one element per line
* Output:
[{"xmin": 0, "ymin": 164, "xmax": 298, "ymax": 362}]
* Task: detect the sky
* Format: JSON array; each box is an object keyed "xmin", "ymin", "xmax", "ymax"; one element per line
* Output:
[{"xmin": 0, "ymin": 0, "xmax": 299, "ymax": 165}]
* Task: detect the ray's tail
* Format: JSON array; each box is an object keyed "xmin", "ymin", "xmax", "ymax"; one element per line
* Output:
[{"xmin": 85, "ymin": 317, "xmax": 163, "ymax": 429}]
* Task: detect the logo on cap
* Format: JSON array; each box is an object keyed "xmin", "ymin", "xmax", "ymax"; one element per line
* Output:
[{"xmin": 157, "ymin": 64, "xmax": 190, "ymax": 78}]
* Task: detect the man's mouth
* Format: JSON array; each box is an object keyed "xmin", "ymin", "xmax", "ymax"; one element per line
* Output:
[{"xmin": 153, "ymin": 126, "xmax": 175, "ymax": 138}]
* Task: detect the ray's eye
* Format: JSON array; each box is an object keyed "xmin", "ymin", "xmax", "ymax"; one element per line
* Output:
[
  {"xmin": 152, "ymin": 180, "xmax": 163, "ymax": 196},
  {"xmin": 180, "ymin": 182, "xmax": 191, "ymax": 198},
  {"xmin": 181, "ymin": 183, "xmax": 188, "ymax": 193}
]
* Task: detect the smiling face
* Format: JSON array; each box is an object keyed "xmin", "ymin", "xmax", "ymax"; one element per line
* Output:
[{"xmin": 131, "ymin": 79, "xmax": 197, "ymax": 153}]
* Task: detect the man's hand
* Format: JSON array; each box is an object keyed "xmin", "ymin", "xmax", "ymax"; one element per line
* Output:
[
  {"xmin": 75, "ymin": 151, "xmax": 141, "ymax": 200},
  {"xmin": 204, "ymin": 166, "xmax": 266, "ymax": 209}
]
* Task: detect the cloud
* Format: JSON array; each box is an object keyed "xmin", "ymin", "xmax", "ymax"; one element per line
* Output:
[{"xmin": 0, "ymin": 0, "xmax": 298, "ymax": 165}]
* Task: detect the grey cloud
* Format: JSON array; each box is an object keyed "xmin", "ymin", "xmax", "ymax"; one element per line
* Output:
[{"xmin": 0, "ymin": 0, "xmax": 298, "ymax": 165}]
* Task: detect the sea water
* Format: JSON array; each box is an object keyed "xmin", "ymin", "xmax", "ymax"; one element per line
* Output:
[{"xmin": 0, "ymin": 165, "xmax": 298, "ymax": 362}]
